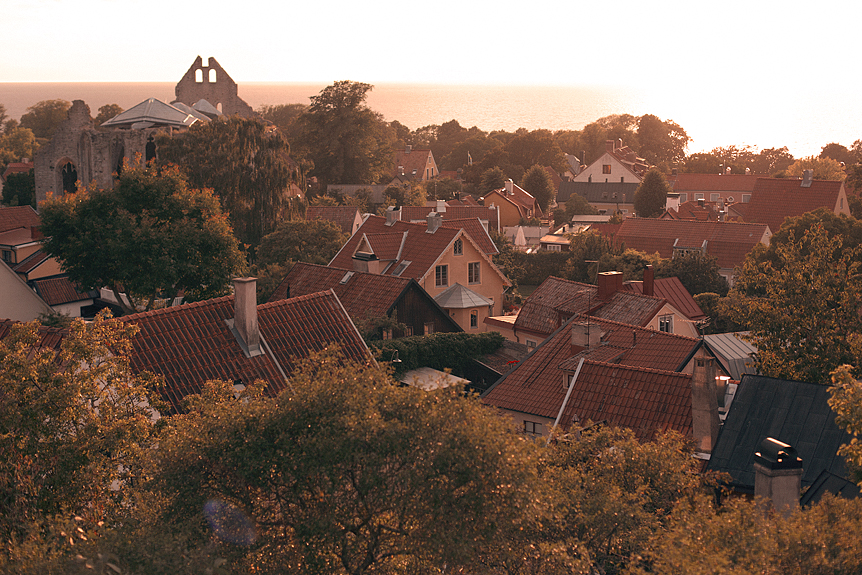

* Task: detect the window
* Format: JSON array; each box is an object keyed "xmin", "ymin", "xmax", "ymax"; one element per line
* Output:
[
  {"xmin": 435, "ymin": 264, "xmax": 448, "ymax": 287},
  {"xmin": 392, "ymin": 261, "xmax": 410, "ymax": 276},
  {"xmin": 453, "ymin": 238, "xmax": 463, "ymax": 255},
  {"xmin": 659, "ymin": 315, "xmax": 673, "ymax": 333},
  {"xmin": 526, "ymin": 339, "xmax": 536, "ymax": 350},
  {"xmin": 382, "ymin": 328, "xmax": 393, "ymax": 340},
  {"xmin": 1, "ymin": 250, "xmax": 11, "ymax": 263},
  {"xmin": 742, "ymin": 194, "xmax": 751, "ymax": 203},
  {"xmin": 468, "ymin": 262, "xmax": 480, "ymax": 284},
  {"xmin": 694, "ymin": 193, "xmax": 705, "ymax": 201},
  {"xmin": 524, "ymin": 421, "xmax": 542, "ymax": 435},
  {"xmin": 602, "ymin": 164, "xmax": 611, "ymax": 174},
  {"xmin": 679, "ymin": 193, "xmax": 688, "ymax": 203},
  {"xmin": 405, "ymin": 326, "xmax": 413, "ymax": 337},
  {"xmin": 470, "ymin": 310, "xmax": 478, "ymax": 329},
  {"xmin": 424, "ymin": 322, "xmax": 435, "ymax": 335},
  {"xmin": 546, "ymin": 244, "xmax": 561, "ymax": 251},
  {"xmin": 710, "ymin": 193, "xmax": 720, "ymax": 202}
]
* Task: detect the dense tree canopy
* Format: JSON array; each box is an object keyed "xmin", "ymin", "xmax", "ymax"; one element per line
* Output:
[
  {"xmin": 19, "ymin": 99, "xmax": 70, "ymax": 139},
  {"xmin": 636, "ymin": 114, "xmax": 690, "ymax": 168},
  {"xmin": 293, "ymin": 81, "xmax": 395, "ymax": 187},
  {"xmin": 257, "ymin": 103, "xmax": 306, "ymax": 141},
  {"xmin": 1, "ymin": 168, "xmax": 35, "ymax": 207},
  {"xmin": 40, "ymin": 165, "xmax": 246, "ymax": 314},
  {"xmin": 633, "ymin": 168, "xmax": 671, "ymax": 217},
  {"xmin": 728, "ymin": 224, "xmax": 862, "ymax": 382},
  {"xmin": 784, "ymin": 155, "xmax": 846, "ymax": 180},
  {"xmin": 0, "ymin": 125, "xmax": 37, "ymax": 167},
  {"xmin": 256, "ymin": 219, "xmax": 348, "ymax": 267},
  {"xmin": 655, "ymin": 252, "xmax": 729, "ymax": 297},
  {"xmin": 521, "ymin": 163, "xmax": 555, "ymax": 212},
  {"xmin": 93, "ymin": 103, "xmax": 124, "ymax": 127},
  {"xmin": 157, "ymin": 116, "xmax": 299, "ymax": 247}
]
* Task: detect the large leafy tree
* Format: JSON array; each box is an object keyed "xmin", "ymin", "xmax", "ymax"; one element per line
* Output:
[
  {"xmin": 1, "ymin": 168, "xmax": 35, "ymax": 207},
  {"xmin": 655, "ymin": 252, "xmax": 729, "ymax": 297},
  {"xmin": 728, "ymin": 223, "xmax": 862, "ymax": 383},
  {"xmin": 257, "ymin": 103, "xmax": 306, "ymax": 141},
  {"xmin": 19, "ymin": 99, "xmax": 71, "ymax": 139},
  {"xmin": 256, "ymin": 219, "xmax": 347, "ymax": 267},
  {"xmin": 157, "ymin": 116, "xmax": 299, "ymax": 247},
  {"xmin": 505, "ymin": 129, "xmax": 567, "ymax": 173},
  {"xmin": 293, "ymin": 81, "xmax": 395, "ymax": 187},
  {"xmin": 633, "ymin": 168, "xmax": 671, "ymax": 218},
  {"xmin": 0, "ymin": 316, "xmax": 161, "ymax": 561},
  {"xmin": 521, "ymin": 163, "xmax": 555, "ymax": 212},
  {"xmin": 783, "ymin": 155, "xmax": 845, "ymax": 180},
  {"xmin": 93, "ymin": 103, "xmax": 124, "ymax": 127},
  {"xmin": 143, "ymin": 349, "xmax": 540, "ymax": 574},
  {"xmin": 0, "ymin": 125, "xmax": 37, "ymax": 167},
  {"xmin": 40, "ymin": 164, "xmax": 246, "ymax": 314},
  {"xmin": 637, "ymin": 114, "xmax": 690, "ymax": 168}
]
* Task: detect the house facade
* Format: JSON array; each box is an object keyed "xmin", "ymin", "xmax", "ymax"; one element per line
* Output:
[
  {"xmin": 393, "ymin": 146, "xmax": 439, "ymax": 181},
  {"xmin": 573, "ymin": 139, "xmax": 648, "ymax": 184}
]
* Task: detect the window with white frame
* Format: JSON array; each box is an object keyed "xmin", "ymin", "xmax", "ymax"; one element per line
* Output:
[
  {"xmin": 659, "ymin": 315, "xmax": 673, "ymax": 333},
  {"xmin": 710, "ymin": 193, "xmax": 720, "ymax": 202},
  {"xmin": 435, "ymin": 264, "xmax": 448, "ymax": 287},
  {"xmin": 742, "ymin": 194, "xmax": 751, "ymax": 203},
  {"xmin": 546, "ymin": 244, "xmax": 562, "ymax": 251},
  {"xmin": 694, "ymin": 193, "xmax": 705, "ymax": 200},
  {"xmin": 468, "ymin": 262, "xmax": 480, "ymax": 284}
]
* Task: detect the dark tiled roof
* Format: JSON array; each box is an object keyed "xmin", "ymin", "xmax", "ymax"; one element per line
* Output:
[
  {"xmin": 706, "ymin": 375, "xmax": 852, "ymax": 494},
  {"xmin": 12, "ymin": 249, "xmax": 50, "ymax": 274},
  {"xmin": 622, "ymin": 276, "xmax": 705, "ymax": 321},
  {"xmin": 31, "ymin": 276, "xmax": 99, "ymax": 306},
  {"xmin": 305, "ymin": 206, "xmax": 361, "ymax": 235},
  {"xmin": 610, "ymin": 218, "xmax": 770, "ymax": 270},
  {"xmin": 393, "ymin": 148, "xmax": 435, "ymax": 179},
  {"xmin": 514, "ymin": 276, "xmax": 665, "ymax": 336},
  {"xmin": 122, "ymin": 291, "xmax": 373, "ymax": 413},
  {"xmin": 557, "ymin": 181, "xmax": 640, "ymax": 205},
  {"xmin": 0, "ymin": 206, "xmax": 40, "ymax": 234},
  {"xmin": 745, "ymin": 177, "xmax": 845, "ymax": 234},
  {"xmin": 481, "ymin": 315, "xmax": 695, "ymax": 441}
]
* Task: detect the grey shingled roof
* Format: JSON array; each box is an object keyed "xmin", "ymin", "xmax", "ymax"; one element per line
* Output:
[{"xmin": 706, "ymin": 375, "xmax": 852, "ymax": 494}]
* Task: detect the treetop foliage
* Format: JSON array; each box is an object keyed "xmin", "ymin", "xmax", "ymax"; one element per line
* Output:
[
  {"xmin": 633, "ymin": 168, "xmax": 671, "ymax": 218},
  {"xmin": 39, "ymin": 163, "xmax": 246, "ymax": 314}
]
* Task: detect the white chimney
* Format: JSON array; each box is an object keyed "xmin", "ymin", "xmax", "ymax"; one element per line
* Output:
[
  {"xmin": 436, "ymin": 199, "xmax": 446, "ymax": 213},
  {"xmin": 426, "ymin": 211, "xmax": 443, "ymax": 233},
  {"xmin": 691, "ymin": 357, "xmax": 720, "ymax": 453},
  {"xmin": 233, "ymin": 277, "xmax": 261, "ymax": 357},
  {"xmin": 505, "ymin": 180, "xmax": 514, "ymax": 195},
  {"xmin": 385, "ymin": 205, "xmax": 401, "ymax": 225}
]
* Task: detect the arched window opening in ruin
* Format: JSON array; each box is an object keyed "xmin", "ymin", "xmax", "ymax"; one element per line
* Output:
[
  {"xmin": 145, "ymin": 137, "xmax": 156, "ymax": 164},
  {"xmin": 217, "ymin": 102, "xmax": 223, "ymax": 113},
  {"xmin": 195, "ymin": 69, "xmax": 203, "ymax": 83},
  {"xmin": 61, "ymin": 162, "xmax": 78, "ymax": 195},
  {"xmin": 115, "ymin": 145, "xmax": 125, "ymax": 177},
  {"xmin": 209, "ymin": 68, "xmax": 217, "ymax": 83}
]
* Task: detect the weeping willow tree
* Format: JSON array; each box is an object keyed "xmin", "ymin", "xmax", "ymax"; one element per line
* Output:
[{"xmin": 156, "ymin": 116, "xmax": 302, "ymax": 248}]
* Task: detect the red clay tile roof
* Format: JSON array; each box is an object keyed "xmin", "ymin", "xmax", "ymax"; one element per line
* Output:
[
  {"xmin": 393, "ymin": 148, "xmax": 435, "ymax": 179},
  {"xmin": 329, "ymin": 215, "xmax": 506, "ymax": 285},
  {"xmin": 31, "ymin": 276, "xmax": 99, "ymax": 306},
  {"xmin": 400, "ymin": 205, "xmax": 499, "ymax": 234},
  {"xmin": 305, "ymin": 205, "xmax": 361, "ymax": 235},
  {"xmin": 514, "ymin": 276, "xmax": 666, "ymax": 337},
  {"xmin": 667, "ymin": 201, "xmax": 721, "ymax": 221},
  {"xmin": 667, "ymin": 174, "xmax": 759, "ymax": 193},
  {"xmin": 268, "ymin": 262, "xmax": 412, "ymax": 317},
  {"xmin": 481, "ymin": 316, "xmax": 695, "ymax": 440},
  {"xmin": 610, "ymin": 219, "xmax": 770, "ymax": 270},
  {"xmin": 440, "ymin": 217, "xmax": 498, "ymax": 255},
  {"xmin": 622, "ymin": 276, "xmax": 706, "ymax": 321},
  {"xmin": 1, "ymin": 161, "xmax": 34, "ymax": 182},
  {"xmin": 745, "ymin": 177, "xmax": 846, "ymax": 234},
  {"xmin": 0, "ymin": 206, "xmax": 40, "ymax": 234},
  {"xmin": 122, "ymin": 290, "xmax": 373, "ymax": 413},
  {"xmin": 0, "ymin": 318, "xmax": 66, "ymax": 352}
]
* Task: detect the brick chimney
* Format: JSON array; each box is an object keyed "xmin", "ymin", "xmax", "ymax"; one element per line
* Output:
[
  {"xmin": 571, "ymin": 322, "xmax": 603, "ymax": 354},
  {"xmin": 605, "ymin": 139, "xmax": 616, "ymax": 153},
  {"xmin": 691, "ymin": 356, "xmax": 720, "ymax": 453},
  {"xmin": 643, "ymin": 265, "xmax": 654, "ymax": 297},
  {"xmin": 754, "ymin": 438, "xmax": 803, "ymax": 517},
  {"xmin": 233, "ymin": 277, "xmax": 261, "ymax": 357},
  {"xmin": 596, "ymin": 271, "xmax": 623, "ymax": 300},
  {"xmin": 426, "ymin": 211, "xmax": 443, "ymax": 233}
]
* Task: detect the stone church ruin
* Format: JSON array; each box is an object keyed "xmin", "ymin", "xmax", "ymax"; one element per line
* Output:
[{"xmin": 35, "ymin": 56, "xmax": 255, "ymax": 204}]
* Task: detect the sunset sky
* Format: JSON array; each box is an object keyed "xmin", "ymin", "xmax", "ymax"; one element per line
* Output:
[{"xmin": 3, "ymin": 0, "xmax": 856, "ymax": 88}]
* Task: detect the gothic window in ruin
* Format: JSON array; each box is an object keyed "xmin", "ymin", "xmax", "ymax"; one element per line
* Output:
[
  {"xmin": 217, "ymin": 103, "xmax": 222, "ymax": 113},
  {"xmin": 209, "ymin": 68, "xmax": 217, "ymax": 83},
  {"xmin": 195, "ymin": 69, "xmax": 203, "ymax": 83},
  {"xmin": 114, "ymin": 145, "xmax": 125, "ymax": 177},
  {"xmin": 61, "ymin": 162, "xmax": 78, "ymax": 194},
  {"xmin": 145, "ymin": 136, "xmax": 156, "ymax": 164}
]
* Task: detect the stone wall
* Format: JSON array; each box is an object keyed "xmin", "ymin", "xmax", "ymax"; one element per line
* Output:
[
  {"xmin": 174, "ymin": 56, "xmax": 255, "ymax": 118},
  {"xmin": 35, "ymin": 101, "xmax": 163, "ymax": 204}
]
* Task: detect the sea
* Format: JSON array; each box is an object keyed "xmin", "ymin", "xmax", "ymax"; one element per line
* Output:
[{"xmin": 1, "ymin": 81, "xmax": 858, "ymax": 159}]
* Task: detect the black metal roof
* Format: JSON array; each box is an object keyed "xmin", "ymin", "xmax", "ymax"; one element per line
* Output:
[{"xmin": 706, "ymin": 374, "xmax": 851, "ymax": 494}]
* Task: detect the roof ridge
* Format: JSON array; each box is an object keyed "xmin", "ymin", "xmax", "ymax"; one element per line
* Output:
[{"xmin": 121, "ymin": 294, "xmax": 232, "ymax": 321}]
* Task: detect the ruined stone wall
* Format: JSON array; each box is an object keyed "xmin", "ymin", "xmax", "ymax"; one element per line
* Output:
[
  {"xmin": 175, "ymin": 56, "xmax": 255, "ymax": 118},
  {"xmin": 35, "ymin": 100, "xmax": 162, "ymax": 205}
]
